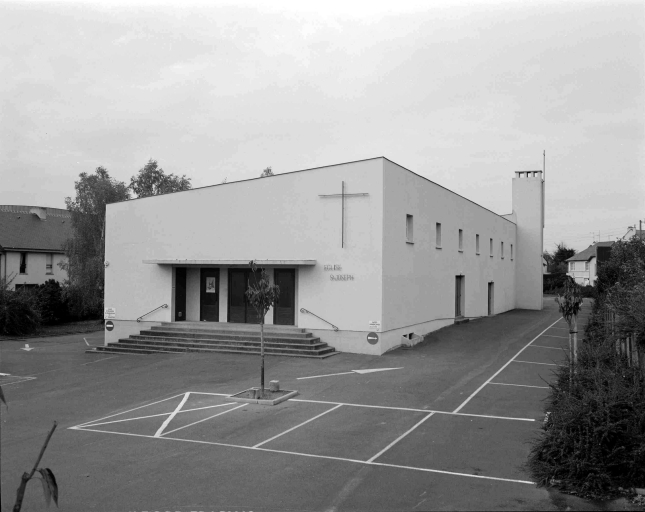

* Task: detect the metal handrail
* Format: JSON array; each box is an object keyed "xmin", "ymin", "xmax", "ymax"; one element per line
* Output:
[
  {"xmin": 300, "ymin": 308, "xmax": 339, "ymax": 331},
  {"xmin": 137, "ymin": 304, "xmax": 168, "ymax": 322}
]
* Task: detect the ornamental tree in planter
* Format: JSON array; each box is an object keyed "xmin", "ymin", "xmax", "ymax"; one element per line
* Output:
[{"xmin": 245, "ymin": 260, "xmax": 280, "ymax": 397}]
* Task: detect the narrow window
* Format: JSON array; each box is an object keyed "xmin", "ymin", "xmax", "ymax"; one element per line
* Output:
[
  {"xmin": 489, "ymin": 238, "xmax": 493, "ymax": 257},
  {"xmin": 406, "ymin": 214, "xmax": 414, "ymax": 243},
  {"xmin": 46, "ymin": 253, "xmax": 53, "ymax": 274},
  {"xmin": 585, "ymin": 261, "xmax": 589, "ymax": 271},
  {"xmin": 476, "ymin": 234, "xmax": 480, "ymax": 254},
  {"xmin": 436, "ymin": 223, "xmax": 442, "ymax": 248},
  {"xmin": 19, "ymin": 252, "xmax": 27, "ymax": 274},
  {"xmin": 458, "ymin": 229, "xmax": 463, "ymax": 251},
  {"xmin": 569, "ymin": 262, "xmax": 574, "ymax": 272},
  {"xmin": 511, "ymin": 244, "xmax": 513, "ymax": 260},
  {"xmin": 501, "ymin": 241, "xmax": 504, "ymax": 259}
]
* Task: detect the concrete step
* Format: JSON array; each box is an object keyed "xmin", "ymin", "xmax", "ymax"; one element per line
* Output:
[
  {"xmin": 93, "ymin": 343, "xmax": 339, "ymax": 359},
  {"xmin": 146, "ymin": 328, "xmax": 315, "ymax": 342},
  {"xmin": 158, "ymin": 322, "xmax": 306, "ymax": 333},
  {"xmin": 125, "ymin": 336, "xmax": 331, "ymax": 352}
]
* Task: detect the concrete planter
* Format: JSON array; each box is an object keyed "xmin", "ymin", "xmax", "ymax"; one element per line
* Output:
[{"xmin": 229, "ymin": 388, "xmax": 299, "ymax": 406}]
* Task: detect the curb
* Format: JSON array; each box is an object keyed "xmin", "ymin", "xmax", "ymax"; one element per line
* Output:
[{"xmin": 229, "ymin": 389, "xmax": 299, "ymax": 406}]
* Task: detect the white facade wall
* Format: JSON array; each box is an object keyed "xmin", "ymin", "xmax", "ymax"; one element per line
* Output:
[
  {"xmin": 2, "ymin": 251, "xmax": 67, "ymax": 289},
  {"xmin": 378, "ymin": 160, "xmax": 517, "ymax": 352},
  {"xmin": 104, "ymin": 159, "xmax": 385, "ymax": 354}
]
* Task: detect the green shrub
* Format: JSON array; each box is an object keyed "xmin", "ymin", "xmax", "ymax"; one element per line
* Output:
[
  {"xmin": 0, "ymin": 277, "xmax": 42, "ymax": 336},
  {"xmin": 527, "ymin": 305, "xmax": 645, "ymax": 496},
  {"xmin": 37, "ymin": 280, "xmax": 69, "ymax": 325},
  {"xmin": 579, "ymin": 285, "xmax": 597, "ymax": 299}
]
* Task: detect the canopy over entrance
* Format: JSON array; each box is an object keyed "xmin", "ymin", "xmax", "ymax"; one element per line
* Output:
[{"xmin": 143, "ymin": 259, "xmax": 316, "ymax": 266}]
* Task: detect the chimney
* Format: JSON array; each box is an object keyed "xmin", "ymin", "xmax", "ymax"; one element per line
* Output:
[{"xmin": 29, "ymin": 207, "xmax": 47, "ymax": 220}]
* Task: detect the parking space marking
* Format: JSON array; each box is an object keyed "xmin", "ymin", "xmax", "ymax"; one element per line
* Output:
[
  {"xmin": 513, "ymin": 360, "xmax": 558, "ymax": 366},
  {"xmin": 161, "ymin": 403, "xmax": 246, "ymax": 436},
  {"xmin": 73, "ymin": 393, "xmax": 185, "ymax": 428},
  {"xmin": 154, "ymin": 392, "xmax": 190, "ymax": 437},
  {"xmin": 489, "ymin": 382, "xmax": 549, "ymax": 389},
  {"xmin": 77, "ymin": 402, "xmax": 238, "ymax": 429},
  {"xmin": 253, "ymin": 404, "xmax": 343, "ymax": 448},
  {"xmin": 365, "ymin": 412, "xmax": 435, "ymax": 463},
  {"xmin": 529, "ymin": 345, "xmax": 564, "ymax": 350},
  {"xmin": 452, "ymin": 317, "xmax": 562, "ymax": 413},
  {"xmin": 0, "ymin": 376, "xmax": 36, "ymax": 386},
  {"xmin": 541, "ymin": 335, "xmax": 568, "ymax": 339},
  {"xmin": 71, "ymin": 426, "xmax": 534, "ymax": 484}
]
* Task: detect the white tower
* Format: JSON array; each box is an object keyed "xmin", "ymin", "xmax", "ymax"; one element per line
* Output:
[{"xmin": 513, "ymin": 170, "xmax": 544, "ymax": 310}]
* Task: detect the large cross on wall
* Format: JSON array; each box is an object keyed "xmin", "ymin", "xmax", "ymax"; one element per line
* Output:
[{"xmin": 319, "ymin": 181, "xmax": 369, "ymax": 248}]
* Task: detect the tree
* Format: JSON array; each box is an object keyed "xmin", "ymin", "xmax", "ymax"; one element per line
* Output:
[
  {"xmin": 129, "ymin": 159, "xmax": 192, "ymax": 198},
  {"xmin": 62, "ymin": 167, "xmax": 130, "ymax": 317},
  {"xmin": 260, "ymin": 167, "xmax": 273, "ymax": 178},
  {"xmin": 549, "ymin": 242, "xmax": 576, "ymax": 274},
  {"xmin": 245, "ymin": 260, "xmax": 280, "ymax": 397},
  {"xmin": 555, "ymin": 276, "xmax": 584, "ymax": 374}
]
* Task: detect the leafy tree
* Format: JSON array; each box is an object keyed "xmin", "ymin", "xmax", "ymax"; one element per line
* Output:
[
  {"xmin": 245, "ymin": 260, "xmax": 280, "ymax": 396},
  {"xmin": 0, "ymin": 276, "xmax": 41, "ymax": 335},
  {"xmin": 260, "ymin": 166, "xmax": 273, "ymax": 178},
  {"xmin": 550, "ymin": 242, "xmax": 576, "ymax": 274},
  {"xmin": 37, "ymin": 280, "xmax": 68, "ymax": 325},
  {"xmin": 62, "ymin": 167, "xmax": 129, "ymax": 317},
  {"xmin": 129, "ymin": 159, "xmax": 191, "ymax": 198},
  {"xmin": 555, "ymin": 276, "xmax": 583, "ymax": 372}
]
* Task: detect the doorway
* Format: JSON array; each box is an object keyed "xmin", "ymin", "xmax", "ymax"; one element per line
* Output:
[
  {"xmin": 228, "ymin": 269, "xmax": 262, "ymax": 324},
  {"xmin": 488, "ymin": 282, "xmax": 494, "ymax": 316},
  {"xmin": 200, "ymin": 268, "xmax": 220, "ymax": 321},
  {"xmin": 274, "ymin": 269, "xmax": 295, "ymax": 325},
  {"xmin": 175, "ymin": 267, "xmax": 186, "ymax": 321},
  {"xmin": 455, "ymin": 276, "xmax": 465, "ymax": 317}
]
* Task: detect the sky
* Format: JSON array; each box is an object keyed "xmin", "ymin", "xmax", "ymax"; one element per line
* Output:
[{"xmin": 1, "ymin": 0, "xmax": 644, "ymax": 253}]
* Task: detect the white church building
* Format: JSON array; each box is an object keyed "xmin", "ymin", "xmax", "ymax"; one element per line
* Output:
[{"xmin": 103, "ymin": 157, "xmax": 544, "ymax": 355}]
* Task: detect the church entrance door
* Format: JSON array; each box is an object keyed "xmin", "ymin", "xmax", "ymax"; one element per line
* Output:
[
  {"xmin": 274, "ymin": 269, "xmax": 295, "ymax": 325},
  {"xmin": 200, "ymin": 268, "xmax": 220, "ymax": 321},
  {"xmin": 228, "ymin": 269, "xmax": 262, "ymax": 324}
]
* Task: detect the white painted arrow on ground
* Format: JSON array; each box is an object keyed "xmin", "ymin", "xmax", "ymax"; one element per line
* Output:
[
  {"xmin": 20, "ymin": 344, "xmax": 34, "ymax": 351},
  {"xmin": 297, "ymin": 368, "xmax": 403, "ymax": 380}
]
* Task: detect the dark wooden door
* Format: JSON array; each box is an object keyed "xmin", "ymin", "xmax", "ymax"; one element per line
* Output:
[
  {"xmin": 488, "ymin": 282, "xmax": 494, "ymax": 316},
  {"xmin": 274, "ymin": 269, "xmax": 295, "ymax": 325},
  {"xmin": 228, "ymin": 269, "xmax": 262, "ymax": 324},
  {"xmin": 200, "ymin": 268, "xmax": 220, "ymax": 321},
  {"xmin": 175, "ymin": 267, "xmax": 186, "ymax": 321},
  {"xmin": 455, "ymin": 276, "xmax": 463, "ymax": 317}
]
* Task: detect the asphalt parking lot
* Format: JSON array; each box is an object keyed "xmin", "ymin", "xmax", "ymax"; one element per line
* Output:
[{"xmin": 1, "ymin": 299, "xmax": 633, "ymax": 511}]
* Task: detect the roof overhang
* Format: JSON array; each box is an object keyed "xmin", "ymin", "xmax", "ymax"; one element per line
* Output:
[{"xmin": 143, "ymin": 259, "xmax": 316, "ymax": 266}]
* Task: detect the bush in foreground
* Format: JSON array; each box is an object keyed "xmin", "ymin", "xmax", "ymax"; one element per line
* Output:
[
  {"xmin": 527, "ymin": 311, "xmax": 645, "ymax": 496},
  {"xmin": 0, "ymin": 277, "xmax": 42, "ymax": 336}
]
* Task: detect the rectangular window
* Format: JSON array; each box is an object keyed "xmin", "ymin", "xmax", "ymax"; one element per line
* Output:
[
  {"xmin": 510, "ymin": 244, "xmax": 513, "ymax": 260},
  {"xmin": 46, "ymin": 253, "xmax": 53, "ymax": 274},
  {"xmin": 489, "ymin": 238, "xmax": 493, "ymax": 257},
  {"xmin": 458, "ymin": 229, "xmax": 463, "ymax": 251},
  {"xmin": 569, "ymin": 262, "xmax": 574, "ymax": 272},
  {"xmin": 585, "ymin": 261, "xmax": 589, "ymax": 271},
  {"xmin": 436, "ymin": 223, "xmax": 442, "ymax": 248},
  {"xmin": 19, "ymin": 252, "xmax": 27, "ymax": 274},
  {"xmin": 501, "ymin": 241, "xmax": 504, "ymax": 259},
  {"xmin": 476, "ymin": 234, "xmax": 480, "ymax": 254},
  {"xmin": 406, "ymin": 214, "xmax": 414, "ymax": 243}
]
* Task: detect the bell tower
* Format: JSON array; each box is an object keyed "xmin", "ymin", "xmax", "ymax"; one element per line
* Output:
[{"xmin": 512, "ymin": 170, "xmax": 544, "ymax": 310}]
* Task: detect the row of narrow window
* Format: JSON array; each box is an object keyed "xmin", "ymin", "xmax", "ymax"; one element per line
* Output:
[
  {"xmin": 568, "ymin": 261, "xmax": 590, "ymax": 272},
  {"xmin": 17, "ymin": 253, "xmax": 54, "ymax": 275},
  {"xmin": 405, "ymin": 216, "xmax": 513, "ymax": 260}
]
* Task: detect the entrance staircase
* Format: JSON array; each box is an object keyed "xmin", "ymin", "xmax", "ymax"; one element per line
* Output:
[{"xmin": 90, "ymin": 322, "xmax": 339, "ymax": 358}]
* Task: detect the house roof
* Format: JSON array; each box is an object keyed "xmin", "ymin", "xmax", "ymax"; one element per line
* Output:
[
  {"xmin": 566, "ymin": 241, "xmax": 614, "ymax": 262},
  {"xmin": 0, "ymin": 205, "xmax": 73, "ymax": 252}
]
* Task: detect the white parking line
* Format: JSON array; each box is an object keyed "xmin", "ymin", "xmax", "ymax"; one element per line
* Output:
[
  {"xmin": 161, "ymin": 403, "xmax": 246, "ymax": 436},
  {"xmin": 452, "ymin": 317, "xmax": 562, "ymax": 414},
  {"xmin": 513, "ymin": 360, "xmax": 558, "ymax": 366},
  {"xmin": 489, "ymin": 382, "xmax": 550, "ymax": 389},
  {"xmin": 366, "ymin": 412, "xmax": 435, "ymax": 463},
  {"xmin": 70, "ymin": 427, "xmax": 534, "ymax": 485},
  {"xmin": 253, "ymin": 404, "xmax": 343, "ymax": 448},
  {"xmin": 155, "ymin": 392, "xmax": 190, "ymax": 437},
  {"xmin": 541, "ymin": 335, "xmax": 568, "ymax": 339},
  {"xmin": 529, "ymin": 345, "xmax": 564, "ymax": 350}
]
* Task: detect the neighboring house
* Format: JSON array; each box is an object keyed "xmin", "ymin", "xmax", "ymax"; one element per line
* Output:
[
  {"xmin": 565, "ymin": 241, "xmax": 613, "ymax": 286},
  {"xmin": 542, "ymin": 255, "xmax": 548, "ymax": 274},
  {"xmin": 0, "ymin": 205, "xmax": 72, "ymax": 290},
  {"xmin": 622, "ymin": 226, "xmax": 644, "ymax": 240},
  {"xmin": 104, "ymin": 157, "xmax": 545, "ymax": 355}
]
